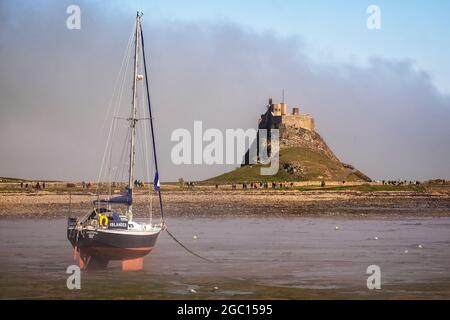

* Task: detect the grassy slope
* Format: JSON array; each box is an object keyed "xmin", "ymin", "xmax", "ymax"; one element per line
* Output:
[
  {"xmin": 0, "ymin": 177, "xmax": 27, "ymax": 182},
  {"xmin": 206, "ymin": 147, "xmax": 368, "ymax": 183}
]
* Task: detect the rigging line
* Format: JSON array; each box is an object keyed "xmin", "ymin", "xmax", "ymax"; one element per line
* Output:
[
  {"xmin": 165, "ymin": 228, "xmax": 214, "ymax": 263},
  {"xmin": 148, "ymin": 142, "xmax": 154, "ymax": 224},
  {"xmin": 97, "ymin": 27, "xmax": 133, "ymax": 178},
  {"xmin": 121, "ymin": 129, "xmax": 131, "ymax": 183},
  {"xmin": 96, "ymin": 27, "xmax": 134, "ymax": 192},
  {"xmin": 114, "ymin": 33, "xmax": 134, "ymax": 125},
  {"xmin": 103, "ymin": 29, "xmax": 133, "ymax": 185},
  {"xmin": 137, "ymin": 106, "xmax": 148, "ymax": 189},
  {"xmin": 138, "ymin": 88, "xmax": 154, "ymax": 222},
  {"xmin": 138, "ymin": 75, "xmax": 153, "ymax": 222},
  {"xmin": 140, "ymin": 23, "xmax": 165, "ymax": 222},
  {"xmin": 100, "ymin": 25, "xmax": 135, "ymax": 133},
  {"xmin": 108, "ymin": 54, "xmax": 133, "ymax": 172},
  {"xmin": 142, "ymin": 124, "xmax": 153, "ymax": 222},
  {"xmin": 115, "ymin": 110, "xmax": 130, "ymax": 182},
  {"xmin": 116, "ymin": 127, "xmax": 130, "ymax": 184},
  {"xmin": 136, "ymin": 79, "xmax": 145, "ymax": 176},
  {"xmin": 107, "ymin": 117, "xmax": 117, "ymax": 198},
  {"xmin": 137, "ymin": 108, "xmax": 152, "ymax": 221}
]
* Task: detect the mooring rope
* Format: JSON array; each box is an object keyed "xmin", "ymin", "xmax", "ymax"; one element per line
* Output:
[{"xmin": 165, "ymin": 227, "xmax": 213, "ymax": 263}]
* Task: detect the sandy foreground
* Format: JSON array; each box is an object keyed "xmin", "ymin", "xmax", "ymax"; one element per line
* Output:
[{"xmin": 1, "ymin": 189, "xmax": 449, "ymax": 218}]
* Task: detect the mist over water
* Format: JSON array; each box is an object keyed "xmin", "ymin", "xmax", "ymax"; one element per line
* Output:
[{"xmin": 0, "ymin": 1, "xmax": 449, "ymax": 182}]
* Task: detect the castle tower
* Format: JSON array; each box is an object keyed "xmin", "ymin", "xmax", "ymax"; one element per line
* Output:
[
  {"xmin": 271, "ymin": 103, "xmax": 282, "ymax": 116},
  {"xmin": 280, "ymin": 103, "xmax": 287, "ymax": 115},
  {"xmin": 262, "ymin": 98, "xmax": 315, "ymax": 132}
]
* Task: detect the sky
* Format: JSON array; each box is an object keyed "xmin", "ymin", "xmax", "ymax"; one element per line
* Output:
[{"xmin": 0, "ymin": 0, "xmax": 449, "ymax": 182}]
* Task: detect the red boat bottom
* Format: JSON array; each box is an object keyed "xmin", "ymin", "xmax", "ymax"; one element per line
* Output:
[
  {"xmin": 122, "ymin": 257, "xmax": 144, "ymax": 271},
  {"xmin": 74, "ymin": 247, "xmax": 153, "ymax": 270},
  {"xmin": 82, "ymin": 246, "xmax": 153, "ymax": 260},
  {"xmin": 74, "ymin": 249, "xmax": 86, "ymax": 269}
]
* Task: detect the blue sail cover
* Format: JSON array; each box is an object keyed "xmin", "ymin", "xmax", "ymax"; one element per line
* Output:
[
  {"xmin": 96, "ymin": 188, "xmax": 132, "ymax": 206},
  {"xmin": 153, "ymin": 172, "xmax": 160, "ymax": 191}
]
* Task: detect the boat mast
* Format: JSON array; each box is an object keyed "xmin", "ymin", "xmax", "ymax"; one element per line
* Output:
[{"xmin": 127, "ymin": 12, "xmax": 141, "ymax": 219}]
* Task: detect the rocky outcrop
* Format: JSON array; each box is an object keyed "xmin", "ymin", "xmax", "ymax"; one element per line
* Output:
[
  {"xmin": 212, "ymin": 101, "xmax": 371, "ymax": 182},
  {"xmin": 279, "ymin": 124, "xmax": 339, "ymax": 162}
]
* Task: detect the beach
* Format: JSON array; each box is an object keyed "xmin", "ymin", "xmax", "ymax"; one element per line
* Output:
[
  {"xmin": 0, "ymin": 185, "xmax": 449, "ymax": 218},
  {"xmin": 1, "ymin": 184, "xmax": 450, "ymax": 299}
]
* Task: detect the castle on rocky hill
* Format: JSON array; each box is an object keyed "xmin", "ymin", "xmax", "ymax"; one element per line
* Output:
[
  {"xmin": 252, "ymin": 97, "xmax": 338, "ymax": 162},
  {"xmin": 235, "ymin": 97, "xmax": 371, "ymax": 182},
  {"xmin": 258, "ymin": 98, "xmax": 315, "ymax": 132}
]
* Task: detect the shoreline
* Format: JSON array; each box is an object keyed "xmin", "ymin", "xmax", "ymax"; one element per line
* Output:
[{"xmin": 1, "ymin": 189, "xmax": 449, "ymax": 218}]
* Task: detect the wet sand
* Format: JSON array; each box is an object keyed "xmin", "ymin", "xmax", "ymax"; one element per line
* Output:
[
  {"xmin": 0, "ymin": 189, "xmax": 449, "ymax": 218},
  {"xmin": 1, "ymin": 217, "xmax": 450, "ymax": 299},
  {"xmin": 1, "ymin": 189, "xmax": 449, "ymax": 299}
]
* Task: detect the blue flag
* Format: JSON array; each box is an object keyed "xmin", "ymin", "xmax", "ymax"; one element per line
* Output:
[{"xmin": 153, "ymin": 172, "xmax": 160, "ymax": 191}]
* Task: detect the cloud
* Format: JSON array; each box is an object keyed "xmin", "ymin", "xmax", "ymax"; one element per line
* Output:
[{"xmin": 0, "ymin": 2, "xmax": 449, "ymax": 181}]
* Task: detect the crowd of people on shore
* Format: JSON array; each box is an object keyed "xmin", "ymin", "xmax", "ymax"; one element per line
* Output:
[
  {"xmin": 381, "ymin": 180, "xmax": 421, "ymax": 186},
  {"xmin": 222, "ymin": 181, "xmax": 296, "ymax": 190},
  {"xmin": 19, "ymin": 181, "xmax": 46, "ymax": 189},
  {"xmin": 16, "ymin": 178, "xmax": 444, "ymax": 192},
  {"xmin": 81, "ymin": 181, "xmax": 92, "ymax": 189},
  {"xmin": 133, "ymin": 179, "xmax": 144, "ymax": 188}
]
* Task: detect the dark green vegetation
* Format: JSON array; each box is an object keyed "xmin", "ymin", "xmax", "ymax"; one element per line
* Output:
[
  {"xmin": 207, "ymin": 147, "xmax": 371, "ymax": 184},
  {"xmin": 0, "ymin": 177, "xmax": 61, "ymax": 182},
  {"xmin": 1, "ymin": 176, "xmax": 446, "ymax": 194}
]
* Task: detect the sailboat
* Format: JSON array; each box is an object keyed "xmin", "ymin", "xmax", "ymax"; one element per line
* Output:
[{"xmin": 67, "ymin": 12, "xmax": 165, "ymax": 271}]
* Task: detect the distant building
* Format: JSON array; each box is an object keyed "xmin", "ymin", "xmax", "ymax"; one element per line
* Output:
[
  {"xmin": 242, "ymin": 97, "xmax": 316, "ymax": 165},
  {"xmin": 258, "ymin": 97, "xmax": 315, "ymax": 131}
]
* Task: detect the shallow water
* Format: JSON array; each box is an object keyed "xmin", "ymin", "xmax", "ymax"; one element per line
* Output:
[{"xmin": 1, "ymin": 216, "xmax": 450, "ymax": 299}]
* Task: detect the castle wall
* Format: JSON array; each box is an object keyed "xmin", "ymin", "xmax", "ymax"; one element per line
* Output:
[
  {"xmin": 281, "ymin": 115, "xmax": 315, "ymax": 131},
  {"xmin": 263, "ymin": 99, "xmax": 315, "ymax": 131}
]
